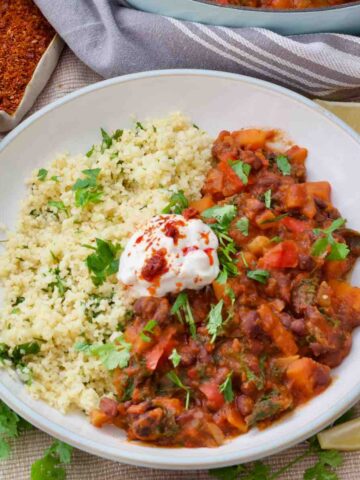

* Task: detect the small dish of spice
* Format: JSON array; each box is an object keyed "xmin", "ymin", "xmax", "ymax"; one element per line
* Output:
[{"xmin": 0, "ymin": 0, "xmax": 63, "ymax": 132}]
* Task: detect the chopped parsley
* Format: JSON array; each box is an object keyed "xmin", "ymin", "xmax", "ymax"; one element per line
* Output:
[
  {"xmin": 264, "ymin": 189, "xmax": 272, "ymax": 209},
  {"xmin": 75, "ymin": 335, "xmax": 131, "ymax": 370},
  {"xmin": 85, "ymin": 145, "xmax": 95, "ymax": 158},
  {"xmin": 247, "ymin": 269, "xmax": 270, "ymax": 284},
  {"xmin": 236, "ymin": 217, "xmax": 249, "ymax": 236},
  {"xmin": 140, "ymin": 319, "xmax": 158, "ymax": 343},
  {"xmin": 72, "ymin": 168, "xmax": 103, "ymax": 208},
  {"xmin": 169, "ymin": 348, "xmax": 181, "ymax": 368},
  {"xmin": 171, "ymin": 292, "xmax": 196, "ymax": 338},
  {"xmin": 202, "ymin": 205, "xmax": 239, "ymax": 282},
  {"xmin": 230, "ymin": 161, "xmax": 251, "ymax": 185},
  {"xmin": 0, "ymin": 400, "xmax": 32, "ymax": 460},
  {"xmin": 47, "ymin": 200, "xmax": 69, "ymax": 217},
  {"xmin": 84, "ymin": 238, "xmax": 122, "ymax": 286},
  {"xmin": 167, "ymin": 371, "xmax": 191, "ymax": 409},
  {"xmin": 37, "ymin": 168, "xmax": 48, "ymax": 181},
  {"xmin": 276, "ymin": 155, "xmax": 291, "ymax": 176},
  {"xmin": 135, "ymin": 121, "xmax": 145, "ymax": 131},
  {"xmin": 207, "ymin": 300, "xmax": 224, "ymax": 343},
  {"xmin": 31, "ymin": 440, "xmax": 73, "ymax": 480},
  {"xmin": 312, "ymin": 218, "xmax": 349, "ymax": 261},
  {"xmin": 162, "ymin": 190, "xmax": 189, "ymax": 214},
  {"xmin": 219, "ymin": 372, "xmax": 234, "ymax": 403},
  {"xmin": 48, "ymin": 267, "xmax": 68, "ymax": 297},
  {"xmin": 100, "ymin": 128, "xmax": 113, "ymax": 152}
]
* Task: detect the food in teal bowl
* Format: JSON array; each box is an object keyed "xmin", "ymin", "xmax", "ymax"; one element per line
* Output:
[{"xmin": 127, "ymin": 0, "xmax": 360, "ymax": 35}]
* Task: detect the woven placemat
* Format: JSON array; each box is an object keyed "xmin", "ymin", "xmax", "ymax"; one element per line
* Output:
[{"xmin": 1, "ymin": 47, "xmax": 360, "ymax": 479}]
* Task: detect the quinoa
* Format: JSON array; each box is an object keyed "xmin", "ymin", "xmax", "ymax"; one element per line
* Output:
[{"xmin": 0, "ymin": 113, "xmax": 213, "ymax": 413}]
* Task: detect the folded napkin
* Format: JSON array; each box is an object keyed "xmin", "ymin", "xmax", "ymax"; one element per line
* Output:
[{"xmin": 34, "ymin": 0, "xmax": 360, "ymax": 101}]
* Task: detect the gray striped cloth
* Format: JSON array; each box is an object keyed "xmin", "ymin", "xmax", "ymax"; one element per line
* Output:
[{"xmin": 34, "ymin": 0, "xmax": 360, "ymax": 100}]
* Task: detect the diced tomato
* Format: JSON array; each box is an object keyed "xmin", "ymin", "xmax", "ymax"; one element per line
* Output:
[
  {"xmin": 144, "ymin": 326, "xmax": 177, "ymax": 371},
  {"xmin": 199, "ymin": 382, "xmax": 225, "ymax": 410},
  {"xmin": 285, "ymin": 182, "xmax": 331, "ymax": 219},
  {"xmin": 218, "ymin": 160, "xmax": 245, "ymax": 193},
  {"xmin": 281, "ymin": 216, "xmax": 309, "ymax": 233},
  {"xmin": 260, "ymin": 240, "xmax": 299, "ymax": 269}
]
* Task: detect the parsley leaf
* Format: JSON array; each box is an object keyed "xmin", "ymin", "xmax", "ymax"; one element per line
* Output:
[
  {"xmin": 276, "ymin": 155, "xmax": 291, "ymax": 176},
  {"xmin": 48, "ymin": 201, "xmax": 69, "ymax": 217},
  {"xmin": 85, "ymin": 145, "xmax": 95, "ymax": 158},
  {"xmin": 202, "ymin": 205, "xmax": 237, "ymax": 225},
  {"xmin": 236, "ymin": 217, "xmax": 249, "ymax": 236},
  {"xmin": 37, "ymin": 168, "xmax": 48, "ymax": 181},
  {"xmin": 231, "ymin": 161, "xmax": 251, "ymax": 185},
  {"xmin": 202, "ymin": 205, "xmax": 239, "ymax": 281},
  {"xmin": 247, "ymin": 269, "xmax": 270, "ymax": 284},
  {"xmin": 0, "ymin": 400, "xmax": 32, "ymax": 460},
  {"xmin": 72, "ymin": 169, "xmax": 103, "ymax": 208},
  {"xmin": 167, "ymin": 371, "xmax": 191, "ymax": 409},
  {"xmin": 169, "ymin": 348, "xmax": 181, "ymax": 368},
  {"xmin": 140, "ymin": 319, "xmax": 158, "ymax": 343},
  {"xmin": 162, "ymin": 190, "xmax": 189, "ymax": 214},
  {"xmin": 207, "ymin": 300, "xmax": 224, "ymax": 343},
  {"xmin": 75, "ymin": 335, "xmax": 131, "ymax": 370},
  {"xmin": 31, "ymin": 440, "xmax": 73, "ymax": 480},
  {"xmin": 85, "ymin": 238, "xmax": 122, "ymax": 286},
  {"xmin": 171, "ymin": 292, "xmax": 196, "ymax": 338},
  {"xmin": 100, "ymin": 128, "xmax": 113, "ymax": 152},
  {"xmin": 264, "ymin": 189, "xmax": 272, "ymax": 209},
  {"xmin": 219, "ymin": 371, "xmax": 234, "ymax": 403},
  {"xmin": 11, "ymin": 342, "xmax": 40, "ymax": 365},
  {"xmin": 311, "ymin": 218, "xmax": 349, "ymax": 261}
]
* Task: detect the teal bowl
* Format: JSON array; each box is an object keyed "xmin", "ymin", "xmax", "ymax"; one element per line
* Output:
[{"xmin": 127, "ymin": 0, "xmax": 360, "ymax": 34}]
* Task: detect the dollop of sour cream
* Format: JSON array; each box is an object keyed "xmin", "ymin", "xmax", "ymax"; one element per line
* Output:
[{"xmin": 118, "ymin": 214, "xmax": 219, "ymax": 297}]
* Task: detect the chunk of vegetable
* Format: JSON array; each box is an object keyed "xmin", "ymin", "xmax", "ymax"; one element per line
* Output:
[
  {"xmin": 260, "ymin": 241, "xmax": 299, "ymax": 269},
  {"xmin": 286, "ymin": 357, "xmax": 330, "ymax": 403},
  {"xmin": 258, "ymin": 304, "xmax": 298, "ymax": 355}
]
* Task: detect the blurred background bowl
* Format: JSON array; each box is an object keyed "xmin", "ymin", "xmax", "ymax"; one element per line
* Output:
[{"xmin": 127, "ymin": 0, "xmax": 360, "ymax": 35}]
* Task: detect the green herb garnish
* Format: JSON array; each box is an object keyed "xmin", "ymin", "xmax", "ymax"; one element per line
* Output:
[
  {"xmin": 247, "ymin": 269, "xmax": 270, "ymax": 284},
  {"xmin": 85, "ymin": 238, "xmax": 122, "ymax": 286},
  {"xmin": 162, "ymin": 190, "xmax": 189, "ymax": 214},
  {"xmin": 75, "ymin": 335, "xmax": 131, "ymax": 370},
  {"xmin": 0, "ymin": 400, "xmax": 32, "ymax": 460},
  {"xmin": 264, "ymin": 189, "xmax": 272, "ymax": 209},
  {"xmin": 48, "ymin": 201, "xmax": 69, "ymax": 217},
  {"xmin": 231, "ymin": 161, "xmax": 251, "ymax": 185},
  {"xmin": 72, "ymin": 169, "xmax": 103, "ymax": 208},
  {"xmin": 140, "ymin": 319, "xmax": 158, "ymax": 343},
  {"xmin": 312, "ymin": 218, "xmax": 349, "ymax": 261},
  {"xmin": 37, "ymin": 168, "xmax": 48, "ymax": 181},
  {"xmin": 167, "ymin": 371, "xmax": 191, "ymax": 409},
  {"xmin": 169, "ymin": 348, "xmax": 181, "ymax": 368},
  {"xmin": 31, "ymin": 440, "xmax": 73, "ymax": 480},
  {"xmin": 276, "ymin": 155, "xmax": 291, "ymax": 176},
  {"xmin": 207, "ymin": 300, "xmax": 224, "ymax": 343},
  {"xmin": 236, "ymin": 217, "xmax": 249, "ymax": 236},
  {"xmin": 219, "ymin": 372, "xmax": 234, "ymax": 403},
  {"xmin": 171, "ymin": 292, "xmax": 196, "ymax": 338}
]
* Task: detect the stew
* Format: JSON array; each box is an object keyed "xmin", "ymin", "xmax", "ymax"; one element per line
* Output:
[{"xmin": 91, "ymin": 128, "xmax": 360, "ymax": 448}]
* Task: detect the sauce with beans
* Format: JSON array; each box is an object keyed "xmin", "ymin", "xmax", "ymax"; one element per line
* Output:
[
  {"xmin": 211, "ymin": 0, "xmax": 355, "ymax": 8},
  {"xmin": 91, "ymin": 128, "xmax": 360, "ymax": 448}
]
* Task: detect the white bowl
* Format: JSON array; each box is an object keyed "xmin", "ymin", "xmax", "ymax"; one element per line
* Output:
[{"xmin": 1, "ymin": 70, "xmax": 360, "ymax": 470}]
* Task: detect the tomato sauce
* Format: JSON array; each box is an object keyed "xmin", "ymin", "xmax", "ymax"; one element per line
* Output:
[
  {"xmin": 91, "ymin": 128, "xmax": 360, "ymax": 448},
  {"xmin": 211, "ymin": 0, "xmax": 355, "ymax": 9}
]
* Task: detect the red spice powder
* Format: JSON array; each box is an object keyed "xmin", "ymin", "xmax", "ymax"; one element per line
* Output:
[{"xmin": 0, "ymin": 0, "xmax": 55, "ymax": 115}]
